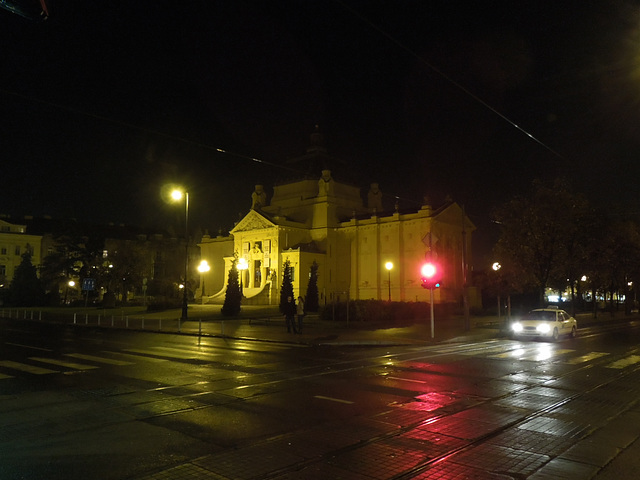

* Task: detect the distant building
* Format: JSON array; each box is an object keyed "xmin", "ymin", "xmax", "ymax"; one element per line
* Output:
[
  {"xmin": 199, "ymin": 131, "xmax": 479, "ymax": 308},
  {"xmin": 0, "ymin": 218, "xmax": 42, "ymax": 288}
]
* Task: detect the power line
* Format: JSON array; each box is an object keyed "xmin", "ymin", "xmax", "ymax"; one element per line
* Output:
[{"xmin": 335, "ymin": 0, "xmax": 566, "ymax": 161}]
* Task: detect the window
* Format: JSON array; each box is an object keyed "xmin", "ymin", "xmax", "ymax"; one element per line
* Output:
[
  {"xmin": 243, "ymin": 242, "xmax": 250, "ymax": 254},
  {"xmin": 0, "ymin": 265, "xmax": 5, "ymax": 276},
  {"xmin": 14, "ymin": 246, "xmax": 20, "ymax": 256},
  {"xmin": 1, "ymin": 247, "xmax": 6, "ymax": 255},
  {"xmin": 264, "ymin": 239, "xmax": 271, "ymax": 254}
]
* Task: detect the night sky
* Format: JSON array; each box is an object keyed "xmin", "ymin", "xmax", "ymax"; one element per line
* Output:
[{"xmin": 3, "ymin": 1, "xmax": 640, "ymax": 265}]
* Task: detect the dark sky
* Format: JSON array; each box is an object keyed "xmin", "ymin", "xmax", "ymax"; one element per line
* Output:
[{"xmin": 3, "ymin": 1, "xmax": 640, "ymax": 264}]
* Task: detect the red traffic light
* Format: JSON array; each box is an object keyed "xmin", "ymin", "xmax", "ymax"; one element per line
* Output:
[{"xmin": 421, "ymin": 262, "xmax": 441, "ymax": 289}]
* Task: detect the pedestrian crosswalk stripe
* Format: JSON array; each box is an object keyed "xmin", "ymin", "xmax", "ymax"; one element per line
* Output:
[
  {"xmin": 104, "ymin": 351, "xmax": 168, "ymax": 363},
  {"xmin": 0, "ymin": 360, "xmax": 58, "ymax": 375},
  {"xmin": 519, "ymin": 348, "xmax": 575, "ymax": 361},
  {"xmin": 30, "ymin": 357, "xmax": 98, "ymax": 371},
  {"xmin": 489, "ymin": 347, "xmax": 575, "ymax": 361},
  {"xmin": 152, "ymin": 346, "xmax": 221, "ymax": 361},
  {"xmin": 123, "ymin": 348, "xmax": 217, "ymax": 361},
  {"xmin": 606, "ymin": 355, "xmax": 640, "ymax": 369},
  {"xmin": 565, "ymin": 352, "xmax": 609, "ymax": 364},
  {"xmin": 65, "ymin": 353, "xmax": 133, "ymax": 366}
]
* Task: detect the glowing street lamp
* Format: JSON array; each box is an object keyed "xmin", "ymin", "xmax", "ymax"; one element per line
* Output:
[
  {"xmin": 171, "ymin": 188, "xmax": 189, "ymax": 321},
  {"xmin": 385, "ymin": 261, "xmax": 393, "ymax": 301},
  {"xmin": 237, "ymin": 257, "xmax": 248, "ymax": 295},
  {"xmin": 197, "ymin": 259, "xmax": 210, "ymax": 303}
]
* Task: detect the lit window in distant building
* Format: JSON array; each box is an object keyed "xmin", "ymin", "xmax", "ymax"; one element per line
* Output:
[{"xmin": 103, "ymin": 250, "xmax": 108, "ymax": 258}]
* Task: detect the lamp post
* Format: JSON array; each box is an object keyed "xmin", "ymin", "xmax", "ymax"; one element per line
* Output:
[
  {"xmin": 237, "ymin": 257, "xmax": 248, "ymax": 295},
  {"xmin": 197, "ymin": 259, "xmax": 210, "ymax": 304},
  {"xmin": 172, "ymin": 189, "xmax": 189, "ymax": 321},
  {"xmin": 492, "ymin": 262, "xmax": 502, "ymax": 322},
  {"xmin": 385, "ymin": 261, "xmax": 393, "ymax": 301}
]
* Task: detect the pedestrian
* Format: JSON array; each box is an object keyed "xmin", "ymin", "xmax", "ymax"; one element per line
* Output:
[
  {"xmin": 284, "ymin": 295, "xmax": 297, "ymax": 333},
  {"xmin": 296, "ymin": 296, "xmax": 305, "ymax": 334}
]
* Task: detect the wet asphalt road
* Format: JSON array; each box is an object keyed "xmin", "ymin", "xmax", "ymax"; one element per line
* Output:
[{"xmin": 1, "ymin": 318, "xmax": 640, "ymax": 479}]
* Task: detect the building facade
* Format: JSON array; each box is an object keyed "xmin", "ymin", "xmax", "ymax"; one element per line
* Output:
[
  {"xmin": 199, "ymin": 169, "xmax": 477, "ymax": 308},
  {"xmin": 0, "ymin": 218, "xmax": 42, "ymax": 288}
]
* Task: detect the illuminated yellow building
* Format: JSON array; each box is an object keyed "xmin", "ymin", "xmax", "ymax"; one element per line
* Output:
[
  {"xmin": 0, "ymin": 218, "xmax": 42, "ymax": 288},
  {"xmin": 199, "ymin": 140, "xmax": 477, "ymax": 307}
]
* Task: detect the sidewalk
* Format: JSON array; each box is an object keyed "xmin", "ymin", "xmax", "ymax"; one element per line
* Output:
[
  {"xmin": 0, "ymin": 304, "xmax": 505, "ymax": 346},
  {"xmin": 182, "ymin": 313, "xmax": 505, "ymax": 346}
]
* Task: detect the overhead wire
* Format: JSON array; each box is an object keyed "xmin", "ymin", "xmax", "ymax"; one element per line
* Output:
[{"xmin": 333, "ymin": 0, "xmax": 566, "ymax": 162}]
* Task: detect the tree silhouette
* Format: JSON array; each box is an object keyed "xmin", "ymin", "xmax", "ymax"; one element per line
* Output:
[
  {"xmin": 305, "ymin": 260, "xmax": 319, "ymax": 312},
  {"xmin": 279, "ymin": 259, "xmax": 294, "ymax": 314},
  {"xmin": 493, "ymin": 178, "xmax": 591, "ymax": 307},
  {"xmin": 221, "ymin": 256, "xmax": 241, "ymax": 316},
  {"xmin": 9, "ymin": 251, "xmax": 45, "ymax": 307}
]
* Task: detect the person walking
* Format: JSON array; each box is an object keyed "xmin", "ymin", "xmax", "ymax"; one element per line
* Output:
[
  {"xmin": 296, "ymin": 296, "xmax": 305, "ymax": 334},
  {"xmin": 284, "ymin": 295, "xmax": 297, "ymax": 333}
]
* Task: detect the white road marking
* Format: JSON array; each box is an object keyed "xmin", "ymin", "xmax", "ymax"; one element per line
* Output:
[
  {"xmin": 386, "ymin": 376, "xmax": 428, "ymax": 384},
  {"xmin": 152, "ymin": 346, "xmax": 221, "ymax": 361},
  {"xmin": 5, "ymin": 342, "xmax": 52, "ymax": 352},
  {"xmin": 65, "ymin": 353, "xmax": 133, "ymax": 366},
  {"xmin": 314, "ymin": 395, "xmax": 354, "ymax": 404},
  {"xmin": 103, "ymin": 351, "xmax": 168, "ymax": 363},
  {"xmin": 565, "ymin": 352, "xmax": 609, "ymax": 365},
  {"xmin": 606, "ymin": 355, "xmax": 640, "ymax": 369},
  {"xmin": 123, "ymin": 348, "xmax": 215, "ymax": 360},
  {"xmin": 30, "ymin": 357, "xmax": 98, "ymax": 370},
  {"xmin": 0, "ymin": 360, "xmax": 58, "ymax": 375}
]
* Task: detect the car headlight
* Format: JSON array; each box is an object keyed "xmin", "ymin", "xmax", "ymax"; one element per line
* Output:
[
  {"xmin": 512, "ymin": 322, "xmax": 523, "ymax": 332},
  {"xmin": 536, "ymin": 324, "xmax": 551, "ymax": 333}
]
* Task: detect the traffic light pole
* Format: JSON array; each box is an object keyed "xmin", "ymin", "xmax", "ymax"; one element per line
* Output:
[{"xmin": 430, "ymin": 287, "xmax": 435, "ymax": 338}]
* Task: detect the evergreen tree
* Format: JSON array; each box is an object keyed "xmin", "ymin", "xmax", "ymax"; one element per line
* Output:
[
  {"xmin": 221, "ymin": 256, "xmax": 241, "ymax": 316},
  {"xmin": 9, "ymin": 251, "xmax": 45, "ymax": 307},
  {"xmin": 279, "ymin": 259, "xmax": 294, "ymax": 314},
  {"xmin": 305, "ymin": 260, "xmax": 319, "ymax": 312}
]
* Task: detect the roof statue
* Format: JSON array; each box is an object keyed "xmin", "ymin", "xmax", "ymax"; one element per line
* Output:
[
  {"xmin": 367, "ymin": 183, "xmax": 383, "ymax": 212},
  {"xmin": 251, "ymin": 184, "xmax": 267, "ymax": 210}
]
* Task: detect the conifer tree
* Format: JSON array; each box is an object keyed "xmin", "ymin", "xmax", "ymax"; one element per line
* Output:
[
  {"xmin": 305, "ymin": 260, "xmax": 319, "ymax": 312},
  {"xmin": 221, "ymin": 256, "xmax": 241, "ymax": 316},
  {"xmin": 9, "ymin": 251, "xmax": 45, "ymax": 307},
  {"xmin": 279, "ymin": 259, "xmax": 294, "ymax": 314}
]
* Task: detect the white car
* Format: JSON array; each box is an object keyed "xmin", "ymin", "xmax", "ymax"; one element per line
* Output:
[{"xmin": 511, "ymin": 308, "xmax": 578, "ymax": 341}]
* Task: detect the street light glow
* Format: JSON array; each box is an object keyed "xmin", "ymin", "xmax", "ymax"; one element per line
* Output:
[
  {"xmin": 198, "ymin": 260, "xmax": 210, "ymax": 274},
  {"xmin": 171, "ymin": 189, "xmax": 184, "ymax": 201}
]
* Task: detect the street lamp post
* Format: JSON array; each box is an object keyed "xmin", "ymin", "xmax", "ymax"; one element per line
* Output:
[
  {"xmin": 492, "ymin": 262, "xmax": 502, "ymax": 323},
  {"xmin": 237, "ymin": 257, "xmax": 248, "ymax": 296},
  {"xmin": 385, "ymin": 261, "xmax": 393, "ymax": 301},
  {"xmin": 172, "ymin": 189, "xmax": 189, "ymax": 321},
  {"xmin": 197, "ymin": 260, "xmax": 210, "ymax": 304}
]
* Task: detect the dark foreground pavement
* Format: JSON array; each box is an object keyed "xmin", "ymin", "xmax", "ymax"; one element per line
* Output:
[{"xmin": 2, "ymin": 306, "xmax": 640, "ymax": 478}]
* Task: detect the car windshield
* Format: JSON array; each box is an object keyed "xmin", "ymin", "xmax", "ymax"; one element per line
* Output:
[{"xmin": 523, "ymin": 311, "xmax": 556, "ymax": 321}]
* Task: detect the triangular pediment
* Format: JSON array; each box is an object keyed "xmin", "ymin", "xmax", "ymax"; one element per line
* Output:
[{"xmin": 230, "ymin": 210, "xmax": 276, "ymax": 234}]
